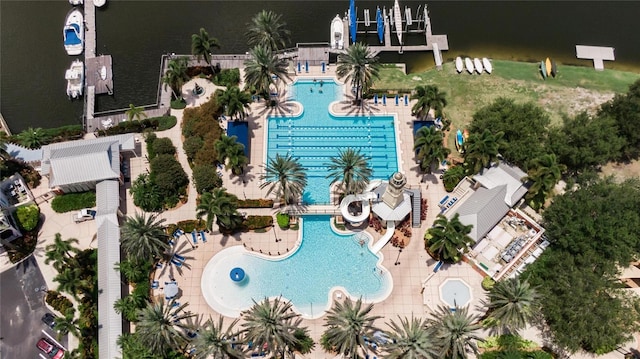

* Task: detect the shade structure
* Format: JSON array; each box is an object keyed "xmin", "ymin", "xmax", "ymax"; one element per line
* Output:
[
  {"xmin": 164, "ymin": 282, "xmax": 179, "ymax": 299},
  {"xmin": 230, "ymin": 267, "xmax": 246, "ymax": 282},
  {"xmin": 350, "ymin": 0, "xmax": 356, "ymax": 43}
]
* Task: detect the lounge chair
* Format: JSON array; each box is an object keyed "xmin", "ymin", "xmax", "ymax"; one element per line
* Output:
[
  {"xmin": 151, "ymin": 280, "xmax": 159, "ymax": 289},
  {"xmin": 191, "ymin": 231, "xmax": 198, "ymax": 245},
  {"xmin": 168, "ymin": 239, "xmax": 175, "ymax": 246},
  {"xmin": 171, "ymin": 258, "xmax": 183, "ymax": 267},
  {"xmin": 173, "ymin": 253, "xmax": 186, "ymax": 262},
  {"xmin": 173, "ymin": 229, "xmax": 184, "ymax": 239},
  {"xmin": 199, "ymin": 230, "xmax": 207, "ymax": 243},
  {"xmin": 171, "ymin": 301, "xmax": 180, "ymax": 308}
]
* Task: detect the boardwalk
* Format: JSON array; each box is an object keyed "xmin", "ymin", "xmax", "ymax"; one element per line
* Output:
[{"xmin": 83, "ymin": 0, "xmax": 96, "ymax": 58}]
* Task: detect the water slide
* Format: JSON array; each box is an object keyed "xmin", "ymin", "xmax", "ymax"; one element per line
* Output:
[{"xmin": 340, "ymin": 192, "xmax": 378, "ymax": 223}]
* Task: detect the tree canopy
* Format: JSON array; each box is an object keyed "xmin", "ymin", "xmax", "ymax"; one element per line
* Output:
[{"xmin": 599, "ymin": 78, "xmax": 640, "ymax": 160}]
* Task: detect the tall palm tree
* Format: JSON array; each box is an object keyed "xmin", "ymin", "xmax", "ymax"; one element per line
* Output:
[
  {"xmin": 246, "ymin": 10, "xmax": 291, "ymax": 52},
  {"xmin": 425, "ymin": 213, "xmax": 474, "ymax": 263},
  {"xmin": 196, "ymin": 188, "xmax": 242, "ymax": 232},
  {"xmin": 162, "ymin": 57, "xmax": 190, "ymax": 100},
  {"xmin": 54, "ymin": 267, "xmax": 86, "ymax": 300},
  {"xmin": 135, "ymin": 300, "xmax": 195, "ymax": 356},
  {"xmin": 192, "ymin": 316, "xmax": 245, "ymax": 359},
  {"xmin": 244, "ymin": 44, "xmax": 290, "ymax": 99},
  {"xmin": 411, "ymin": 85, "xmax": 448, "ymax": 119},
  {"xmin": 484, "ymin": 277, "xmax": 540, "ymax": 334},
  {"xmin": 115, "ymin": 294, "xmax": 146, "ymax": 322},
  {"xmin": 524, "ymin": 153, "xmax": 565, "ymax": 208},
  {"xmin": 241, "ymin": 297, "xmax": 302, "ymax": 358},
  {"xmin": 429, "ymin": 306, "xmax": 483, "ymax": 359},
  {"xmin": 214, "ymin": 134, "xmax": 242, "ymax": 164},
  {"xmin": 382, "ymin": 315, "xmax": 439, "ymax": 359},
  {"xmin": 54, "ymin": 311, "xmax": 80, "ymax": 339},
  {"xmin": 191, "ymin": 28, "xmax": 220, "ymax": 73},
  {"xmin": 126, "ymin": 104, "xmax": 147, "ymax": 122},
  {"xmin": 44, "ymin": 233, "xmax": 79, "ymax": 271},
  {"xmin": 414, "ymin": 126, "xmax": 450, "ymax": 174},
  {"xmin": 322, "ymin": 297, "xmax": 381, "ymax": 358},
  {"xmin": 260, "ymin": 153, "xmax": 307, "ymax": 205},
  {"xmin": 325, "ymin": 148, "xmax": 373, "ymax": 195},
  {"xmin": 16, "ymin": 127, "xmax": 47, "ymax": 149},
  {"xmin": 336, "ymin": 42, "xmax": 381, "ymax": 105},
  {"xmin": 225, "ymin": 144, "xmax": 249, "ymax": 176},
  {"xmin": 463, "ymin": 130, "xmax": 505, "ymax": 176},
  {"xmin": 442, "ymin": 166, "xmax": 465, "ymax": 192},
  {"xmin": 216, "ymin": 87, "xmax": 252, "ymax": 120},
  {"xmin": 120, "ymin": 212, "xmax": 170, "ymax": 262}
]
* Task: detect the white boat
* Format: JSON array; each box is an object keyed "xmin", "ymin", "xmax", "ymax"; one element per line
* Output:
[
  {"xmin": 93, "ymin": 0, "xmax": 106, "ymax": 7},
  {"xmin": 99, "ymin": 65, "xmax": 107, "ymax": 80},
  {"xmin": 464, "ymin": 57, "xmax": 474, "ymax": 74},
  {"xmin": 473, "ymin": 58, "xmax": 483, "ymax": 74},
  {"xmin": 455, "ymin": 57, "xmax": 463, "ymax": 73},
  {"xmin": 69, "ymin": 0, "xmax": 83, "ymax": 5},
  {"xmin": 63, "ymin": 8, "xmax": 84, "ymax": 56},
  {"xmin": 393, "ymin": 0, "xmax": 403, "ymax": 45},
  {"xmin": 65, "ymin": 60, "xmax": 84, "ymax": 99},
  {"xmin": 330, "ymin": 15, "xmax": 344, "ymax": 50},
  {"xmin": 482, "ymin": 58, "xmax": 493, "ymax": 74}
]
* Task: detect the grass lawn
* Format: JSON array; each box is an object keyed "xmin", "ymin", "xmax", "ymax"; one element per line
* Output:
[{"xmin": 373, "ymin": 59, "xmax": 640, "ymax": 155}]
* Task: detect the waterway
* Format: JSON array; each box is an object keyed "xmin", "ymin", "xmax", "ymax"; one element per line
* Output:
[{"xmin": 1, "ymin": 0, "xmax": 639, "ymax": 132}]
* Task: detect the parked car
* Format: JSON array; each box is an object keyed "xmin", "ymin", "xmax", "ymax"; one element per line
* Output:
[
  {"xmin": 73, "ymin": 208, "xmax": 96, "ymax": 223},
  {"xmin": 41, "ymin": 313, "xmax": 56, "ymax": 329},
  {"xmin": 36, "ymin": 338, "xmax": 65, "ymax": 359}
]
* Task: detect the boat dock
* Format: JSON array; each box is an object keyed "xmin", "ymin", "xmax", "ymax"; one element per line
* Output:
[
  {"xmin": 86, "ymin": 55, "xmax": 113, "ymax": 95},
  {"xmin": 576, "ymin": 45, "xmax": 615, "ymax": 71}
]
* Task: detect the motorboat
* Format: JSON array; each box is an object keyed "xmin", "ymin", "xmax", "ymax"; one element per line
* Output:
[
  {"xmin": 473, "ymin": 58, "xmax": 483, "ymax": 74},
  {"xmin": 540, "ymin": 60, "xmax": 547, "ymax": 79},
  {"xmin": 99, "ymin": 65, "xmax": 107, "ymax": 80},
  {"xmin": 63, "ymin": 8, "xmax": 84, "ymax": 56},
  {"xmin": 69, "ymin": 0, "xmax": 83, "ymax": 5},
  {"xmin": 545, "ymin": 58, "xmax": 552, "ymax": 78},
  {"xmin": 330, "ymin": 15, "xmax": 344, "ymax": 50},
  {"xmin": 455, "ymin": 129, "xmax": 464, "ymax": 152},
  {"xmin": 482, "ymin": 58, "xmax": 493, "ymax": 74},
  {"xmin": 94, "ymin": 0, "xmax": 106, "ymax": 7},
  {"xmin": 65, "ymin": 59, "xmax": 84, "ymax": 99},
  {"xmin": 393, "ymin": 0, "xmax": 403, "ymax": 45},
  {"xmin": 455, "ymin": 57, "xmax": 463, "ymax": 73},
  {"xmin": 464, "ymin": 57, "xmax": 474, "ymax": 74}
]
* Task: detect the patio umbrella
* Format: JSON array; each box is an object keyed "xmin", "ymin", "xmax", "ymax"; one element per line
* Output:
[
  {"xmin": 374, "ymin": 93, "xmax": 378, "ymax": 104},
  {"xmin": 382, "ymin": 95, "xmax": 386, "ymax": 106},
  {"xmin": 297, "ymin": 62, "xmax": 301, "ymax": 73},
  {"xmin": 164, "ymin": 282, "xmax": 178, "ymax": 299},
  {"xmin": 305, "ymin": 61, "xmax": 309, "ymax": 73}
]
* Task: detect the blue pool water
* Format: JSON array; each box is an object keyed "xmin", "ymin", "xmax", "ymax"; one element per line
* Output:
[
  {"xmin": 266, "ymin": 79, "xmax": 399, "ymax": 204},
  {"xmin": 201, "ymin": 216, "xmax": 392, "ymax": 319}
]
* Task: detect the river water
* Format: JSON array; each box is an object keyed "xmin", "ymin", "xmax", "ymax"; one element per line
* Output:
[{"xmin": 1, "ymin": 0, "xmax": 638, "ymax": 132}]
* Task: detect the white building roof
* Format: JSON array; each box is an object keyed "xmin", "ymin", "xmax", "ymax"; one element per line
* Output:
[
  {"xmin": 473, "ymin": 162, "xmax": 528, "ymax": 207},
  {"xmin": 453, "ymin": 186, "xmax": 510, "ymax": 242}
]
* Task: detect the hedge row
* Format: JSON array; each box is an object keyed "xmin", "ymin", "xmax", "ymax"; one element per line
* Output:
[
  {"xmin": 242, "ymin": 215, "xmax": 273, "ymax": 230},
  {"xmin": 51, "ymin": 192, "xmax": 96, "ymax": 213},
  {"xmin": 97, "ymin": 118, "xmax": 160, "ymax": 136},
  {"xmin": 45, "ymin": 290, "xmax": 74, "ymax": 315},
  {"xmin": 237, "ymin": 198, "xmax": 274, "ymax": 208},
  {"xmin": 166, "ymin": 219, "xmax": 206, "ymax": 236}
]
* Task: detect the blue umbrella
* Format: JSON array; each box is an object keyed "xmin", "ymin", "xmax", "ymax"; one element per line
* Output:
[
  {"xmin": 374, "ymin": 93, "xmax": 378, "ymax": 104},
  {"xmin": 395, "ymin": 94, "xmax": 399, "ymax": 105},
  {"xmin": 376, "ymin": 7, "xmax": 384, "ymax": 43},
  {"xmin": 305, "ymin": 60, "xmax": 309, "ymax": 73},
  {"xmin": 297, "ymin": 62, "xmax": 301, "ymax": 73},
  {"xmin": 382, "ymin": 95, "xmax": 386, "ymax": 106},
  {"xmin": 350, "ymin": 0, "xmax": 356, "ymax": 43},
  {"xmin": 322, "ymin": 62, "xmax": 326, "ymax": 73}
]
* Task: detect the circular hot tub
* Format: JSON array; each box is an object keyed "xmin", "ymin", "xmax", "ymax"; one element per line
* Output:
[{"xmin": 439, "ymin": 278, "xmax": 472, "ymax": 308}]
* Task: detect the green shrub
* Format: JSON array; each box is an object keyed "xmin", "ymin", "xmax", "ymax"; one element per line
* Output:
[
  {"xmin": 276, "ymin": 213, "xmax": 290, "ymax": 228},
  {"xmin": 51, "ymin": 192, "xmax": 96, "ymax": 213},
  {"xmin": 171, "ymin": 98, "xmax": 187, "ymax": 110},
  {"xmin": 145, "ymin": 132, "xmax": 158, "ymax": 158},
  {"xmin": 183, "ymin": 136, "xmax": 204, "ymax": 161},
  {"xmin": 15, "ymin": 204, "xmax": 40, "ymax": 231},
  {"xmin": 443, "ymin": 165, "xmax": 465, "ymax": 192},
  {"xmin": 130, "ymin": 174, "xmax": 163, "ymax": 212},
  {"xmin": 482, "ymin": 276, "xmax": 496, "ymax": 291},
  {"xmin": 150, "ymin": 154, "xmax": 189, "ymax": 198},
  {"xmin": 176, "ymin": 219, "xmax": 206, "ymax": 233},
  {"xmin": 40, "ymin": 125, "xmax": 84, "ymax": 144},
  {"xmin": 46, "ymin": 290, "xmax": 74, "ymax": 315},
  {"xmin": 236, "ymin": 198, "xmax": 274, "ymax": 208},
  {"xmin": 213, "ymin": 68, "xmax": 241, "ymax": 87},
  {"xmin": 192, "ymin": 164, "xmax": 222, "ymax": 194},
  {"xmin": 152, "ymin": 137, "xmax": 177, "ymax": 157},
  {"xmin": 97, "ymin": 118, "xmax": 160, "ymax": 136},
  {"xmin": 242, "ymin": 215, "xmax": 273, "ymax": 230},
  {"xmin": 1, "ymin": 160, "xmax": 41, "ymax": 188},
  {"xmin": 153, "ymin": 115, "xmax": 178, "ymax": 131}
]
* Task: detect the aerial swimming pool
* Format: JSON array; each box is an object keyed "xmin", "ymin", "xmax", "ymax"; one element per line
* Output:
[
  {"xmin": 266, "ymin": 79, "xmax": 399, "ymax": 204},
  {"xmin": 201, "ymin": 216, "xmax": 392, "ymax": 319}
]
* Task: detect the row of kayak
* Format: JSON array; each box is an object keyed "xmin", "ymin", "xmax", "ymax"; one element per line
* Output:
[
  {"xmin": 540, "ymin": 57, "xmax": 557, "ymax": 79},
  {"xmin": 455, "ymin": 57, "xmax": 492, "ymax": 75}
]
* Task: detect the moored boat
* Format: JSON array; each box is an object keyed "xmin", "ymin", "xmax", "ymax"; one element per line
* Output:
[
  {"xmin": 330, "ymin": 15, "xmax": 344, "ymax": 50},
  {"xmin": 393, "ymin": 0, "xmax": 403, "ymax": 45},
  {"xmin": 540, "ymin": 60, "xmax": 547, "ymax": 79},
  {"xmin": 94, "ymin": 0, "xmax": 106, "ymax": 7},
  {"xmin": 473, "ymin": 58, "xmax": 483, "ymax": 74},
  {"xmin": 65, "ymin": 59, "xmax": 84, "ymax": 99},
  {"xmin": 69, "ymin": 0, "xmax": 83, "ymax": 5},
  {"xmin": 545, "ymin": 58, "xmax": 552, "ymax": 78},
  {"xmin": 455, "ymin": 57, "xmax": 463, "ymax": 73},
  {"xmin": 464, "ymin": 57, "xmax": 474, "ymax": 74},
  {"xmin": 482, "ymin": 58, "xmax": 492, "ymax": 74},
  {"xmin": 551, "ymin": 59, "xmax": 557, "ymax": 77},
  {"xmin": 455, "ymin": 129, "xmax": 464, "ymax": 152},
  {"xmin": 99, "ymin": 66, "xmax": 107, "ymax": 80},
  {"xmin": 63, "ymin": 8, "xmax": 84, "ymax": 56}
]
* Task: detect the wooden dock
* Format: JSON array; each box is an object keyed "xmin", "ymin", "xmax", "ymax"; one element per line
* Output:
[
  {"xmin": 576, "ymin": 45, "xmax": 615, "ymax": 71},
  {"xmin": 86, "ymin": 55, "xmax": 113, "ymax": 95},
  {"xmin": 83, "ymin": 0, "xmax": 96, "ymax": 57}
]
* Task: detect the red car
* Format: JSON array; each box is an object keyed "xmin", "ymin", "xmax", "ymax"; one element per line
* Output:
[{"xmin": 36, "ymin": 338, "xmax": 65, "ymax": 359}]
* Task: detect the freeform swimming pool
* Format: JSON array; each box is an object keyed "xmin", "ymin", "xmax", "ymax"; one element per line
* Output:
[
  {"xmin": 266, "ymin": 79, "xmax": 399, "ymax": 204},
  {"xmin": 201, "ymin": 216, "xmax": 392, "ymax": 319}
]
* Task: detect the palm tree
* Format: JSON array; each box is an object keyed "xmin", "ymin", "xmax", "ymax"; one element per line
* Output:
[
  {"xmin": 135, "ymin": 300, "xmax": 195, "ymax": 356},
  {"xmin": 214, "ymin": 134, "xmax": 241, "ymax": 164},
  {"xmin": 524, "ymin": 153, "xmax": 565, "ymax": 209},
  {"xmin": 120, "ymin": 212, "xmax": 170, "ymax": 262},
  {"xmin": 44, "ymin": 233, "xmax": 79, "ymax": 271},
  {"xmin": 246, "ymin": 10, "xmax": 291, "ymax": 52},
  {"xmin": 225, "ymin": 144, "xmax": 249, "ymax": 176},
  {"xmin": 125, "ymin": 104, "xmax": 147, "ymax": 122},
  {"xmin": 192, "ymin": 316, "xmax": 245, "ymax": 359},
  {"xmin": 115, "ymin": 295, "xmax": 145, "ymax": 322},
  {"xmin": 241, "ymin": 297, "xmax": 302, "ymax": 358},
  {"xmin": 326, "ymin": 148, "xmax": 373, "ymax": 195},
  {"xmin": 191, "ymin": 28, "xmax": 220, "ymax": 73},
  {"xmin": 429, "ymin": 306, "xmax": 483, "ymax": 359},
  {"xmin": 216, "ymin": 87, "xmax": 252, "ymax": 120},
  {"xmin": 260, "ymin": 153, "xmax": 307, "ymax": 205},
  {"xmin": 16, "ymin": 127, "xmax": 47, "ymax": 149},
  {"xmin": 463, "ymin": 130, "xmax": 505, "ymax": 176},
  {"xmin": 162, "ymin": 57, "xmax": 190, "ymax": 100},
  {"xmin": 55, "ymin": 311, "xmax": 80, "ymax": 338},
  {"xmin": 411, "ymin": 85, "xmax": 448, "ymax": 119},
  {"xmin": 382, "ymin": 315, "xmax": 438, "ymax": 359},
  {"xmin": 0, "ymin": 131, "xmax": 8, "ymax": 159},
  {"xmin": 196, "ymin": 188, "xmax": 242, "ymax": 232},
  {"xmin": 484, "ymin": 277, "xmax": 540, "ymax": 334},
  {"xmin": 414, "ymin": 126, "xmax": 450, "ymax": 174},
  {"xmin": 336, "ymin": 43, "xmax": 381, "ymax": 105},
  {"xmin": 425, "ymin": 213, "xmax": 474, "ymax": 263},
  {"xmin": 54, "ymin": 267, "xmax": 86, "ymax": 300},
  {"xmin": 244, "ymin": 44, "xmax": 290, "ymax": 100},
  {"xmin": 322, "ymin": 297, "xmax": 381, "ymax": 358},
  {"xmin": 442, "ymin": 166, "xmax": 465, "ymax": 192}
]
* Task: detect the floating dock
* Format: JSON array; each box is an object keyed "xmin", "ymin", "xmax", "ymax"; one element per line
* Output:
[
  {"xmin": 576, "ymin": 45, "xmax": 615, "ymax": 71},
  {"xmin": 86, "ymin": 55, "xmax": 113, "ymax": 95}
]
